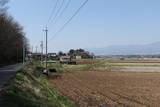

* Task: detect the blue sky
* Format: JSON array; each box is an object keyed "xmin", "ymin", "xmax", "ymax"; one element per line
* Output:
[{"xmin": 8, "ymin": 0, "xmax": 160, "ymax": 53}]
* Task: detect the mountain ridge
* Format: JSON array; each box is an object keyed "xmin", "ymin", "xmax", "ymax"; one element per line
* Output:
[{"xmin": 87, "ymin": 42, "xmax": 160, "ymax": 55}]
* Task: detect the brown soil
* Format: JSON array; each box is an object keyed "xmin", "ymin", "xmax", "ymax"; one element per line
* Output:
[{"xmin": 49, "ymin": 72, "xmax": 160, "ymax": 107}]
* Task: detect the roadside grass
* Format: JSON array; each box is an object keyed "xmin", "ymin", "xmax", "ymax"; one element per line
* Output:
[{"xmin": 0, "ymin": 64, "xmax": 75, "ymax": 107}]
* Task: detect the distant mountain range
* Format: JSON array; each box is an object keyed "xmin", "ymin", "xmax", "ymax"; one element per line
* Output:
[{"xmin": 87, "ymin": 42, "xmax": 160, "ymax": 55}]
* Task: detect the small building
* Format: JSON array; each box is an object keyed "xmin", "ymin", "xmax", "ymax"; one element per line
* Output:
[
  {"xmin": 60, "ymin": 56, "xmax": 71, "ymax": 62},
  {"xmin": 60, "ymin": 56, "xmax": 76, "ymax": 65},
  {"xmin": 48, "ymin": 53, "xmax": 58, "ymax": 60},
  {"xmin": 76, "ymin": 56, "xmax": 82, "ymax": 59}
]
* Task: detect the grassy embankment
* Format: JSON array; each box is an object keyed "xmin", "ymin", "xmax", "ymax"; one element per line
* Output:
[{"xmin": 0, "ymin": 64, "xmax": 75, "ymax": 107}]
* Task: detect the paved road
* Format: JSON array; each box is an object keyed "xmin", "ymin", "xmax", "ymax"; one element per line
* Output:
[{"xmin": 0, "ymin": 63, "xmax": 23, "ymax": 89}]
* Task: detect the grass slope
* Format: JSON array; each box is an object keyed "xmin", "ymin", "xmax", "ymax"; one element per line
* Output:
[{"xmin": 0, "ymin": 65, "xmax": 75, "ymax": 107}]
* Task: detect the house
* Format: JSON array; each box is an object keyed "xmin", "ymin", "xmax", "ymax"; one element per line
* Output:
[
  {"xmin": 59, "ymin": 56, "xmax": 76, "ymax": 64},
  {"xmin": 60, "ymin": 56, "xmax": 71, "ymax": 62},
  {"xmin": 76, "ymin": 56, "xmax": 82, "ymax": 59},
  {"xmin": 48, "ymin": 53, "xmax": 58, "ymax": 60}
]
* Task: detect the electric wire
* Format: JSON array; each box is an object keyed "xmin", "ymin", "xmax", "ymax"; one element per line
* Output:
[
  {"xmin": 49, "ymin": 0, "xmax": 72, "ymax": 29},
  {"xmin": 49, "ymin": 0, "xmax": 89, "ymax": 41},
  {"xmin": 46, "ymin": 0, "xmax": 60, "ymax": 26},
  {"xmin": 48, "ymin": 0, "xmax": 65, "ymax": 28}
]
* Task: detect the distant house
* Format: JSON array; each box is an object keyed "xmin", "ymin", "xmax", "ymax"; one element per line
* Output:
[
  {"xmin": 76, "ymin": 56, "xmax": 82, "ymax": 59},
  {"xmin": 48, "ymin": 53, "xmax": 57, "ymax": 60},
  {"xmin": 59, "ymin": 56, "xmax": 76, "ymax": 64},
  {"xmin": 48, "ymin": 53, "xmax": 57, "ymax": 57},
  {"xmin": 60, "ymin": 56, "xmax": 71, "ymax": 62}
]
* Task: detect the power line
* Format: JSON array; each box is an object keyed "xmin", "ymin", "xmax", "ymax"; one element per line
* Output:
[
  {"xmin": 47, "ymin": 0, "xmax": 60, "ymax": 26},
  {"xmin": 49, "ymin": 0, "xmax": 72, "ymax": 29},
  {"xmin": 49, "ymin": 0, "xmax": 89, "ymax": 41},
  {"xmin": 48, "ymin": 0, "xmax": 65, "ymax": 28},
  {"xmin": 34, "ymin": 0, "xmax": 60, "ymax": 51}
]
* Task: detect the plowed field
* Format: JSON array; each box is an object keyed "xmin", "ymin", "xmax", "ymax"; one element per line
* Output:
[{"xmin": 49, "ymin": 72, "xmax": 160, "ymax": 107}]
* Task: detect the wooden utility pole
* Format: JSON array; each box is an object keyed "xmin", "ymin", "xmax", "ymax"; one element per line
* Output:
[
  {"xmin": 40, "ymin": 41, "xmax": 44, "ymax": 62},
  {"xmin": 43, "ymin": 27, "xmax": 48, "ymax": 74}
]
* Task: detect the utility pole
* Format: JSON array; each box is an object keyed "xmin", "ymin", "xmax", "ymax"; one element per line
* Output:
[
  {"xmin": 43, "ymin": 27, "xmax": 48, "ymax": 74},
  {"xmin": 40, "ymin": 41, "xmax": 44, "ymax": 62}
]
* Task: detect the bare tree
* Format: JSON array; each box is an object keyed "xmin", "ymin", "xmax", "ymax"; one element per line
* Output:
[
  {"xmin": 0, "ymin": 0, "xmax": 8, "ymax": 14},
  {"xmin": 0, "ymin": 13, "xmax": 29, "ymax": 65},
  {"xmin": 0, "ymin": 0, "xmax": 29, "ymax": 65}
]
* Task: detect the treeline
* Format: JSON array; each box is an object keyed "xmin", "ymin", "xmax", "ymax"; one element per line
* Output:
[
  {"xmin": 56, "ymin": 49, "xmax": 94, "ymax": 59},
  {"xmin": 68, "ymin": 49, "xmax": 94, "ymax": 59},
  {"xmin": 0, "ymin": 0, "xmax": 29, "ymax": 65}
]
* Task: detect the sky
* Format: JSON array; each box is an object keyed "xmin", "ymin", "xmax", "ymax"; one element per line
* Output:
[{"xmin": 8, "ymin": 0, "xmax": 160, "ymax": 53}]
